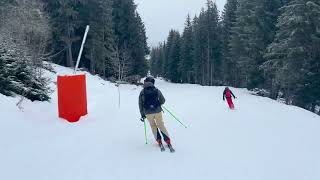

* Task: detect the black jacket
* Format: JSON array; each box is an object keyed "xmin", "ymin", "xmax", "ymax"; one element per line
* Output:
[{"xmin": 139, "ymin": 82, "xmax": 165, "ymax": 116}]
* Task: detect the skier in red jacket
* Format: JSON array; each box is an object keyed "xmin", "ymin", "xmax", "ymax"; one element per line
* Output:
[{"xmin": 223, "ymin": 87, "xmax": 236, "ymax": 109}]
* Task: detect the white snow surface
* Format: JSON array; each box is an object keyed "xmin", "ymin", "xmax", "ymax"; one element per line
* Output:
[{"xmin": 1, "ymin": 64, "xmax": 320, "ymax": 180}]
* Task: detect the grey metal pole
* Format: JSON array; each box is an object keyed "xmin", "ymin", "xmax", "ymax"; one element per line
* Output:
[{"xmin": 74, "ymin": 25, "xmax": 90, "ymax": 74}]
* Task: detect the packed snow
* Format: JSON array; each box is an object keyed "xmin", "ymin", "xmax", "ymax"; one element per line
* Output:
[{"xmin": 0, "ymin": 63, "xmax": 319, "ymax": 180}]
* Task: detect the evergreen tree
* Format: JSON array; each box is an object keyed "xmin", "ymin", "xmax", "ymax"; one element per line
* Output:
[
  {"xmin": 150, "ymin": 47, "xmax": 158, "ymax": 76},
  {"xmin": 164, "ymin": 31, "xmax": 174, "ymax": 78},
  {"xmin": 0, "ymin": 43, "xmax": 50, "ymax": 101},
  {"xmin": 166, "ymin": 30, "xmax": 181, "ymax": 82},
  {"xmin": 102, "ymin": 0, "xmax": 118, "ymax": 78},
  {"xmin": 112, "ymin": 0, "xmax": 149, "ymax": 77},
  {"xmin": 45, "ymin": 0, "xmax": 84, "ymax": 67},
  {"xmin": 164, "ymin": 30, "xmax": 177, "ymax": 80},
  {"xmin": 193, "ymin": 9, "xmax": 208, "ymax": 85},
  {"xmin": 221, "ymin": 0, "xmax": 238, "ymax": 85},
  {"xmin": 0, "ymin": 46, "xmax": 12, "ymax": 96},
  {"xmin": 206, "ymin": 1, "xmax": 221, "ymax": 85},
  {"xmin": 191, "ymin": 14, "xmax": 203, "ymax": 84},
  {"xmin": 190, "ymin": 1, "xmax": 221, "ymax": 86},
  {"xmin": 179, "ymin": 14, "xmax": 194, "ymax": 83},
  {"xmin": 84, "ymin": 0, "xmax": 116, "ymax": 77},
  {"xmin": 263, "ymin": 0, "xmax": 318, "ymax": 107},
  {"xmin": 130, "ymin": 12, "xmax": 149, "ymax": 76},
  {"xmin": 230, "ymin": 0, "xmax": 282, "ymax": 88},
  {"xmin": 230, "ymin": 0, "xmax": 261, "ymax": 87},
  {"xmin": 294, "ymin": 0, "xmax": 320, "ymax": 112}
]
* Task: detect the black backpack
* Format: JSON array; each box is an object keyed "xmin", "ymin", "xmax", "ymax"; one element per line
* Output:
[{"xmin": 144, "ymin": 86, "xmax": 160, "ymax": 110}]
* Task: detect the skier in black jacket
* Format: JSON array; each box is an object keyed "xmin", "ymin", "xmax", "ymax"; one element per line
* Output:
[{"xmin": 139, "ymin": 77, "xmax": 174, "ymax": 152}]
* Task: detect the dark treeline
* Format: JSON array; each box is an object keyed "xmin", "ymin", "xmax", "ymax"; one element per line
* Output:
[
  {"xmin": 151, "ymin": 1, "xmax": 222, "ymax": 85},
  {"xmin": 150, "ymin": 0, "xmax": 320, "ymax": 115},
  {"xmin": 0, "ymin": 0, "xmax": 149, "ymax": 101},
  {"xmin": 45, "ymin": 0, "xmax": 149, "ymax": 80}
]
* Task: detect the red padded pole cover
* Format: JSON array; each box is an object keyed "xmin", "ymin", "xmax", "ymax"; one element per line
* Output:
[{"xmin": 57, "ymin": 74, "xmax": 88, "ymax": 122}]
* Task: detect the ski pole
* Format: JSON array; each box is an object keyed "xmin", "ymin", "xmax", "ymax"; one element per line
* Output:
[
  {"xmin": 162, "ymin": 106, "xmax": 187, "ymax": 128},
  {"xmin": 143, "ymin": 119, "xmax": 148, "ymax": 144}
]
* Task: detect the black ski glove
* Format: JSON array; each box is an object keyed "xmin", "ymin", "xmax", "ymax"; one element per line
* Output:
[{"xmin": 140, "ymin": 115, "xmax": 146, "ymax": 122}]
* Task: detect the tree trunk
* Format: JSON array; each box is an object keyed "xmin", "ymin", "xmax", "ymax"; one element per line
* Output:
[
  {"xmin": 66, "ymin": 20, "xmax": 74, "ymax": 68},
  {"xmin": 207, "ymin": 36, "xmax": 210, "ymax": 86},
  {"xmin": 202, "ymin": 63, "xmax": 205, "ymax": 85},
  {"xmin": 210, "ymin": 63, "xmax": 213, "ymax": 86},
  {"xmin": 102, "ymin": 59, "xmax": 106, "ymax": 77},
  {"xmin": 311, "ymin": 103, "xmax": 315, "ymax": 113},
  {"xmin": 102, "ymin": 30, "xmax": 106, "ymax": 77},
  {"xmin": 194, "ymin": 69, "xmax": 198, "ymax": 84},
  {"xmin": 67, "ymin": 42, "xmax": 74, "ymax": 67},
  {"xmin": 90, "ymin": 49, "xmax": 94, "ymax": 74},
  {"xmin": 118, "ymin": 62, "xmax": 121, "ymax": 81}
]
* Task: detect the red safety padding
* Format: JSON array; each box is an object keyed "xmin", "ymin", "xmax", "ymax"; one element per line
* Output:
[{"xmin": 57, "ymin": 74, "xmax": 88, "ymax": 123}]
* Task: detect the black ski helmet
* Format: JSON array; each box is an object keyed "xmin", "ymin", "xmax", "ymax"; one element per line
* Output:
[{"xmin": 144, "ymin": 76, "xmax": 155, "ymax": 84}]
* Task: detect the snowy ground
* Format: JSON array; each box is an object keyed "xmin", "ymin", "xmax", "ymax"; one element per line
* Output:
[{"xmin": 1, "ymin": 64, "xmax": 320, "ymax": 180}]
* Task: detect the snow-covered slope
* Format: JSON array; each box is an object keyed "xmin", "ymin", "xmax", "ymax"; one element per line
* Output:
[{"xmin": 0, "ymin": 64, "xmax": 319, "ymax": 180}]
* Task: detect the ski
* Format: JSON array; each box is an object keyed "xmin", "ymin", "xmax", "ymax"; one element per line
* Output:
[
  {"xmin": 167, "ymin": 144, "xmax": 175, "ymax": 153},
  {"xmin": 159, "ymin": 143, "xmax": 165, "ymax": 152}
]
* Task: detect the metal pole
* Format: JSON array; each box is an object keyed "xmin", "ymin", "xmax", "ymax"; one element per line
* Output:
[{"xmin": 74, "ymin": 25, "xmax": 90, "ymax": 74}]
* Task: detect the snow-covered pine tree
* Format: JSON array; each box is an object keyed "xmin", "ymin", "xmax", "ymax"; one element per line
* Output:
[
  {"xmin": 0, "ymin": 0, "xmax": 51, "ymax": 102},
  {"xmin": 293, "ymin": 0, "xmax": 320, "ymax": 111},
  {"xmin": 0, "ymin": 43, "xmax": 50, "ymax": 101},
  {"xmin": 263, "ymin": 0, "xmax": 318, "ymax": 106},
  {"xmin": 230, "ymin": 0, "xmax": 282, "ymax": 89},
  {"xmin": 0, "ymin": 46, "xmax": 13, "ymax": 96}
]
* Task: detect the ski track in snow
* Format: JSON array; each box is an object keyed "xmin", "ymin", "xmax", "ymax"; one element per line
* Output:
[{"xmin": 0, "ymin": 64, "xmax": 319, "ymax": 180}]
